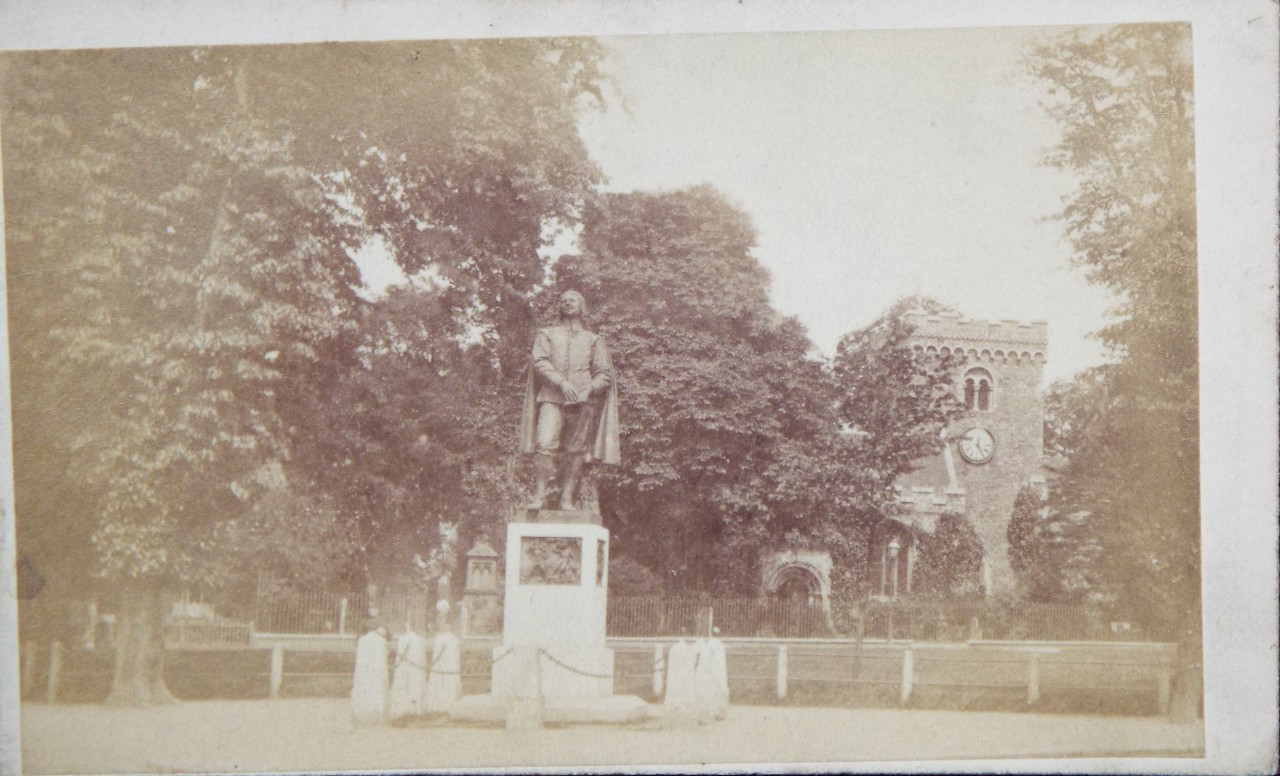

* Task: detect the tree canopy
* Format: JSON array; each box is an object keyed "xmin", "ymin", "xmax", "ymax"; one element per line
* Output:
[
  {"xmin": 550, "ymin": 191, "xmax": 962, "ymax": 595},
  {"xmin": 832, "ymin": 295, "xmax": 963, "ymax": 492},
  {"xmin": 550, "ymin": 186, "xmax": 843, "ymax": 593},
  {"xmin": 1026, "ymin": 24, "xmax": 1199, "ymax": 643},
  {"xmin": 913, "ymin": 512, "xmax": 985, "ymax": 599},
  {"xmin": 3, "ymin": 39, "xmax": 606, "ymax": 702}
]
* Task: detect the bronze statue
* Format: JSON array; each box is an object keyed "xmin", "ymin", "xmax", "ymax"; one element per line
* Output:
[{"xmin": 518, "ymin": 290, "xmax": 621, "ymax": 511}]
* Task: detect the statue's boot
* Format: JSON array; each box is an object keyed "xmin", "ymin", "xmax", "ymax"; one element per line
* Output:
[
  {"xmin": 559, "ymin": 457, "xmax": 584, "ymax": 511},
  {"xmin": 530, "ymin": 454, "xmax": 554, "ymax": 510}
]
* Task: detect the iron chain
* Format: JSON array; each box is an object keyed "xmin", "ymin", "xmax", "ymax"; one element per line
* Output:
[
  {"xmin": 388, "ymin": 641, "xmax": 461, "ymax": 676},
  {"xmin": 538, "ymin": 647, "xmax": 614, "ymax": 680}
]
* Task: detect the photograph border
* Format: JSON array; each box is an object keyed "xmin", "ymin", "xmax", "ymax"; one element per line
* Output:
[{"xmin": 1, "ymin": 1, "xmax": 1275, "ymax": 774}]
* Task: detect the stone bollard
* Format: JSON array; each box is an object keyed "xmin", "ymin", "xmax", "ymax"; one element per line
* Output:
[
  {"xmin": 388, "ymin": 630, "xmax": 428, "ymax": 720},
  {"xmin": 702, "ymin": 639, "xmax": 729, "ymax": 720},
  {"xmin": 691, "ymin": 640, "xmax": 715, "ymax": 723},
  {"xmin": 351, "ymin": 629, "xmax": 389, "ymax": 727},
  {"xmin": 504, "ymin": 646, "xmax": 543, "ymax": 731},
  {"xmin": 670, "ymin": 639, "xmax": 730, "ymax": 724},
  {"xmin": 425, "ymin": 632, "xmax": 462, "ymax": 713},
  {"xmin": 662, "ymin": 640, "xmax": 698, "ymax": 728}
]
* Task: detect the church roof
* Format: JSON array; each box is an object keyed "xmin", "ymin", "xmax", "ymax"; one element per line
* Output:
[
  {"xmin": 892, "ymin": 446, "xmax": 965, "ymax": 533},
  {"xmin": 897, "ymin": 452, "xmax": 953, "ymax": 491}
]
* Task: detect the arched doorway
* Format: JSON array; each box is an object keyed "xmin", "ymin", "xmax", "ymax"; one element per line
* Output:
[{"xmin": 767, "ymin": 563, "xmax": 828, "ymax": 637}]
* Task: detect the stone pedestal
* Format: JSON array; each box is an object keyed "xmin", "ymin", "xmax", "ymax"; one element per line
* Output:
[
  {"xmin": 495, "ymin": 522, "xmax": 612, "ymax": 700},
  {"xmin": 449, "ymin": 520, "xmax": 651, "ymax": 725}
]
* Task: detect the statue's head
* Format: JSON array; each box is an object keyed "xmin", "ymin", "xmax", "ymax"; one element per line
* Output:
[{"xmin": 557, "ymin": 290, "xmax": 587, "ymax": 319}]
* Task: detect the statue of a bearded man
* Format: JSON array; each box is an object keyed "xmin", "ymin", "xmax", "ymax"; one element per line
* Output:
[{"xmin": 518, "ymin": 290, "xmax": 621, "ymax": 512}]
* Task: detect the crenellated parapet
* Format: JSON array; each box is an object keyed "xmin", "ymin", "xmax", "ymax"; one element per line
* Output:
[{"xmin": 902, "ymin": 310, "xmax": 1048, "ymax": 364}]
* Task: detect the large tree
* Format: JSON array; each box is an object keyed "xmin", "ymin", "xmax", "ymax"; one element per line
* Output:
[
  {"xmin": 547, "ymin": 191, "xmax": 963, "ymax": 597},
  {"xmin": 2, "ymin": 39, "xmax": 604, "ymax": 703},
  {"xmin": 550, "ymin": 186, "xmax": 847, "ymax": 593},
  {"xmin": 831, "ymin": 296, "xmax": 964, "ymax": 490},
  {"xmin": 258, "ymin": 39, "xmax": 606, "ymax": 591},
  {"xmin": 1006, "ymin": 481, "xmax": 1100, "ymax": 603},
  {"xmin": 5, "ymin": 48, "xmax": 354, "ymax": 704},
  {"xmin": 826, "ymin": 296, "xmax": 966, "ymax": 597},
  {"xmin": 1028, "ymin": 24, "xmax": 1199, "ymax": 717}
]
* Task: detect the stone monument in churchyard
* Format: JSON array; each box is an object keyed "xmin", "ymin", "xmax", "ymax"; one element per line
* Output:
[
  {"xmin": 450, "ymin": 290, "xmax": 649, "ymax": 725},
  {"xmin": 461, "ymin": 535, "xmax": 501, "ymax": 636}
]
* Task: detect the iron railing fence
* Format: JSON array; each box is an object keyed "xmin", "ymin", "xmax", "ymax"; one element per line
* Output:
[
  {"xmin": 607, "ymin": 596, "xmax": 1141, "ymax": 642},
  {"xmin": 847, "ymin": 599, "xmax": 1127, "ymax": 642},
  {"xmin": 251, "ymin": 590, "xmax": 1139, "ymax": 643},
  {"xmin": 253, "ymin": 589, "xmax": 433, "ymax": 635},
  {"xmin": 606, "ymin": 599, "xmax": 829, "ymax": 642},
  {"xmin": 607, "ymin": 596, "xmax": 833, "ymax": 638}
]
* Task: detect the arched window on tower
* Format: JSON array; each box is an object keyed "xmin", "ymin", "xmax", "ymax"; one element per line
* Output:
[{"xmin": 962, "ymin": 368, "xmax": 993, "ymax": 411}]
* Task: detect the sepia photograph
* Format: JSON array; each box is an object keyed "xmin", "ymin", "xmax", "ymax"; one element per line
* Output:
[{"xmin": 0, "ymin": 1, "xmax": 1275, "ymax": 774}]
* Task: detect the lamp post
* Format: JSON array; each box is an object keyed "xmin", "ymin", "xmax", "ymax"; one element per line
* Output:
[
  {"xmin": 887, "ymin": 537, "xmax": 901, "ymax": 642},
  {"xmin": 888, "ymin": 538, "xmax": 901, "ymax": 599}
]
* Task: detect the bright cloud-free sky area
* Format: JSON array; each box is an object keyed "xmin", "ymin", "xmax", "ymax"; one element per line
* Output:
[{"xmin": 574, "ymin": 26, "xmax": 1120, "ymax": 385}]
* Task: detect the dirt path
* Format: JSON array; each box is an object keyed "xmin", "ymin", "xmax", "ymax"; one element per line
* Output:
[{"xmin": 20, "ymin": 699, "xmax": 1203, "ymax": 773}]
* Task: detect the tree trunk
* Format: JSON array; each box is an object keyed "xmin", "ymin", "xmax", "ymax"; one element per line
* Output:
[{"xmin": 105, "ymin": 580, "xmax": 177, "ymax": 706}]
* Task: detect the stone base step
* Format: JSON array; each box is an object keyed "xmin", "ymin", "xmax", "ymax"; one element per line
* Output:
[{"xmin": 449, "ymin": 693, "xmax": 655, "ymax": 725}]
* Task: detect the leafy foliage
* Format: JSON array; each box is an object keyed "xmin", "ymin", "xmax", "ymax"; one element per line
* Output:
[
  {"xmin": 5, "ymin": 48, "xmax": 359, "ymax": 592},
  {"xmin": 549, "ymin": 192, "xmax": 962, "ymax": 597},
  {"xmin": 607, "ymin": 555, "xmax": 666, "ymax": 595},
  {"xmin": 832, "ymin": 296, "xmax": 963, "ymax": 489},
  {"xmin": 912, "ymin": 512, "xmax": 985, "ymax": 598},
  {"xmin": 1006, "ymin": 483, "xmax": 1100, "ymax": 603},
  {"xmin": 3, "ymin": 41, "xmax": 606, "ymax": 706},
  {"xmin": 4, "ymin": 39, "xmax": 605, "ymax": 589},
  {"xmin": 823, "ymin": 296, "xmax": 966, "ymax": 597},
  {"xmin": 296, "ymin": 286, "xmax": 529, "ymax": 589},
  {"xmin": 551, "ymin": 186, "xmax": 846, "ymax": 593},
  {"xmin": 1028, "ymin": 24, "xmax": 1199, "ymax": 641}
]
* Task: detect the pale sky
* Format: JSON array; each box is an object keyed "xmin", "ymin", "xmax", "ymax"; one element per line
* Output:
[{"xmin": 576, "ymin": 27, "xmax": 1120, "ymax": 385}]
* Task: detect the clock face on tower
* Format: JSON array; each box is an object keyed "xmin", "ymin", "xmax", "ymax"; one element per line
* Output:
[{"xmin": 958, "ymin": 427, "xmax": 995, "ymax": 465}]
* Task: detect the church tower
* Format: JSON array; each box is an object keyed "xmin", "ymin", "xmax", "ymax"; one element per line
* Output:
[{"xmin": 902, "ymin": 310, "xmax": 1048, "ymax": 593}]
